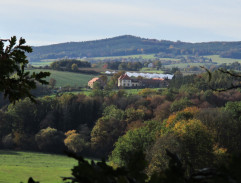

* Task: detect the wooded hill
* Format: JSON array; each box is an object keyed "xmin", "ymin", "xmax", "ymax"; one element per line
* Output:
[{"xmin": 28, "ymin": 35, "xmax": 241, "ymax": 61}]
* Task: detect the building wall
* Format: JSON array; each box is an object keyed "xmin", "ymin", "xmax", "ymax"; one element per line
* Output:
[
  {"xmin": 88, "ymin": 82, "xmax": 94, "ymax": 88},
  {"xmin": 118, "ymin": 78, "xmax": 168, "ymax": 88},
  {"xmin": 118, "ymin": 79, "xmax": 132, "ymax": 87}
]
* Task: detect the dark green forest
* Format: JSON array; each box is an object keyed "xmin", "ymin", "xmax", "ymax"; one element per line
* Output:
[{"xmin": 28, "ymin": 35, "xmax": 241, "ymax": 61}]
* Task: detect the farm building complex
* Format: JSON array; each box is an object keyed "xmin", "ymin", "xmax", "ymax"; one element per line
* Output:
[
  {"xmin": 88, "ymin": 73, "xmax": 169, "ymax": 89},
  {"xmin": 117, "ymin": 74, "xmax": 169, "ymax": 88}
]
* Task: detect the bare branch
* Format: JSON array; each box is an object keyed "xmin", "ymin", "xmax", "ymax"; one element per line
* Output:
[{"xmin": 218, "ymin": 68, "xmax": 241, "ymax": 78}]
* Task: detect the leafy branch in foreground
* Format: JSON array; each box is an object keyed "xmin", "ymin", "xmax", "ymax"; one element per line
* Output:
[
  {"xmin": 200, "ymin": 66, "xmax": 241, "ymax": 91},
  {"xmin": 0, "ymin": 36, "xmax": 50, "ymax": 103},
  {"xmin": 62, "ymin": 150, "xmax": 148, "ymax": 183},
  {"xmin": 61, "ymin": 150, "xmax": 241, "ymax": 183},
  {"xmin": 215, "ymin": 69, "xmax": 241, "ymax": 91}
]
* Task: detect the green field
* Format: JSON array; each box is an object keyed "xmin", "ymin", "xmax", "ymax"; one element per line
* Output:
[
  {"xmin": 30, "ymin": 61, "xmax": 54, "ymax": 67},
  {"xmin": 53, "ymin": 90, "xmax": 92, "ymax": 96},
  {"xmin": 204, "ymin": 55, "xmax": 241, "ymax": 64},
  {"xmin": 0, "ymin": 150, "xmax": 78, "ymax": 183},
  {"xmin": 140, "ymin": 67, "xmax": 164, "ymax": 73},
  {"xmin": 89, "ymin": 54, "xmax": 157, "ymax": 60},
  {"xmin": 62, "ymin": 88, "xmax": 162, "ymax": 96},
  {"xmin": 124, "ymin": 88, "xmax": 162, "ymax": 95},
  {"xmin": 28, "ymin": 69, "xmax": 96, "ymax": 87},
  {"xmin": 164, "ymin": 62, "xmax": 210, "ymax": 69}
]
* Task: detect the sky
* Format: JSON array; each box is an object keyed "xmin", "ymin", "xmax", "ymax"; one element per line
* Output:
[{"xmin": 1, "ymin": 0, "xmax": 241, "ymax": 46}]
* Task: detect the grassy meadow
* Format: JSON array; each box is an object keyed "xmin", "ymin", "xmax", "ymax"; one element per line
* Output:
[
  {"xmin": 28, "ymin": 69, "xmax": 96, "ymax": 88},
  {"xmin": 164, "ymin": 62, "xmax": 210, "ymax": 69},
  {"xmin": 124, "ymin": 88, "xmax": 162, "ymax": 95},
  {"xmin": 204, "ymin": 55, "xmax": 241, "ymax": 64},
  {"xmin": 140, "ymin": 67, "xmax": 164, "ymax": 73},
  {"xmin": 89, "ymin": 54, "xmax": 157, "ymax": 60},
  {"xmin": 0, "ymin": 150, "xmax": 78, "ymax": 183},
  {"xmin": 30, "ymin": 61, "xmax": 54, "ymax": 67}
]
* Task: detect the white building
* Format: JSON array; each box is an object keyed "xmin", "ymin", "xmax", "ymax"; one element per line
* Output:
[{"xmin": 118, "ymin": 74, "xmax": 132, "ymax": 87}]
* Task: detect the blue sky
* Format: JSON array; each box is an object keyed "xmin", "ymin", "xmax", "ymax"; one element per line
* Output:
[{"xmin": 1, "ymin": 0, "xmax": 241, "ymax": 45}]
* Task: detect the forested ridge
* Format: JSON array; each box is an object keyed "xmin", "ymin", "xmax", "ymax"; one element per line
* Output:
[{"xmin": 28, "ymin": 35, "xmax": 241, "ymax": 61}]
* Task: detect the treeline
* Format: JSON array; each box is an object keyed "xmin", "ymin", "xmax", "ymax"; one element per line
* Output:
[
  {"xmin": 107, "ymin": 61, "xmax": 142, "ymax": 71},
  {"xmin": 220, "ymin": 48, "xmax": 241, "ymax": 59},
  {"xmin": 217, "ymin": 62, "xmax": 241, "ymax": 71},
  {"xmin": 47, "ymin": 59, "xmax": 99, "ymax": 74},
  {"xmin": 0, "ymin": 94, "xmax": 102, "ymax": 154},
  {"xmin": 106, "ymin": 60, "xmax": 162, "ymax": 71},
  {"xmin": 50, "ymin": 59, "xmax": 90, "ymax": 70},
  {"xmin": 28, "ymin": 35, "xmax": 241, "ymax": 61}
]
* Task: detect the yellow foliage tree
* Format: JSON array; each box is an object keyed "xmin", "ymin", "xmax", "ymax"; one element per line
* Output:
[
  {"xmin": 64, "ymin": 130, "xmax": 87, "ymax": 153},
  {"xmin": 173, "ymin": 119, "xmax": 214, "ymax": 168}
]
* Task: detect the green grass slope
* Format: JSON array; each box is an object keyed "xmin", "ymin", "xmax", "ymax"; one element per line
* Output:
[
  {"xmin": 0, "ymin": 150, "xmax": 77, "ymax": 183},
  {"xmin": 28, "ymin": 69, "xmax": 96, "ymax": 88},
  {"xmin": 204, "ymin": 55, "xmax": 241, "ymax": 64},
  {"xmin": 90, "ymin": 54, "xmax": 157, "ymax": 60}
]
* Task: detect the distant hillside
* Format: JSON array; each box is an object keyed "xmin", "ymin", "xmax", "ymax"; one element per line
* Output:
[{"xmin": 28, "ymin": 35, "xmax": 241, "ymax": 61}]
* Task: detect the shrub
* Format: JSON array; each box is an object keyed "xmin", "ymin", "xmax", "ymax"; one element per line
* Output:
[
  {"xmin": 13, "ymin": 132, "xmax": 36, "ymax": 150},
  {"xmin": 35, "ymin": 127, "xmax": 65, "ymax": 153},
  {"xmin": 2, "ymin": 133, "xmax": 15, "ymax": 149}
]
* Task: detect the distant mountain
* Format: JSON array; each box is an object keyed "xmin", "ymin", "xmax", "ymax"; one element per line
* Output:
[{"xmin": 28, "ymin": 35, "xmax": 241, "ymax": 61}]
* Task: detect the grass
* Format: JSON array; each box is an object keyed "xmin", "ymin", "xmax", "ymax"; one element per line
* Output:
[
  {"xmin": 164, "ymin": 63, "xmax": 211, "ymax": 69},
  {"xmin": 140, "ymin": 67, "xmax": 164, "ymax": 73},
  {"xmin": 52, "ymin": 90, "xmax": 93, "ymax": 96},
  {"xmin": 61, "ymin": 88, "xmax": 162, "ymax": 96},
  {"xmin": 0, "ymin": 150, "xmax": 78, "ymax": 183},
  {"xmin": 124, "ymin": 88, "xmax": 144, "ymax": 95},
  {"xmin": 124, "ymin": 88, "xmax": 162, "ymax": 95},
  {"xmin": 90, "ymin": 54, "xmax": 180, "ymax": 62},
  {"xmin": 30, "ymin": 61, "xmax": 55, "ymax": 67},
  {"xmin": 89, "ymin": 54, "xmax": 157, "ymax": 60},
  {"xmin": 157, "ymin": 58, "xmax": 180, "ymax": 62},
  {"xmin": 27, "ymin": 69, "xmax": 96, "ymax": 88},
  {"xmin": 204, "ymin": 55, "xmax": 241, "ymax": 64}
]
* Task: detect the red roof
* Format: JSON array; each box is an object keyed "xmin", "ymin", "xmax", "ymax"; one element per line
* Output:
[
  {"xmin": 152, "ymin": 78, "xmax": 164, "ymax": 81},
  {"xmin": 88, "ymin": 77, "xmax": 99, "ymax": 84},
  {"xmin": 118, "ymin": 74, "xmax": 131, "ymax": 80}
]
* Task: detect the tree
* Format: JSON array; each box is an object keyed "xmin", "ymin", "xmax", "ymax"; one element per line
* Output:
[
  {"xmin": 64, "ymin": 130, "xmax": 89, "ymax": 153},
  {"xmin": 35, "ymin": 127, "xmax": 65, "ymax": 153},
  {"xmin": 153, "ymin": 60, "xmax": 162, "ymax": 70},
  {"xmin": 170, "ymin": 98, "xmax": 193, "ymax": 112},
  {"xmin": 110, "ymin": 120, "xmax": 161, "ymax": 167},
  {"xmin": 7, "ymin": 97, "xmax": 55, "ymax": 135},
  {"xmin": 71, "ymin": 63, "xmax": 78, "ymax": 71},
  {"xmin": 91, "ymin": 105, "xmax": 126, "ymax": 157},
  {"xmin": 99, "ymin": 75, "xmax": 108, "ymax": 88},
  {"xmin": 107, "ymin": 71, "xmax": 125, "ymax": 89},
  {"xmin": 173, "ymin": 119, "xmax": 214, "ymax": 169},
  {"xmin": 49, "ymin": 78, "xmax": 57, "ymax": 89},
  {"xmin": 0, "ymin": 36, "xmax": 50, "ymax": 103}
]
